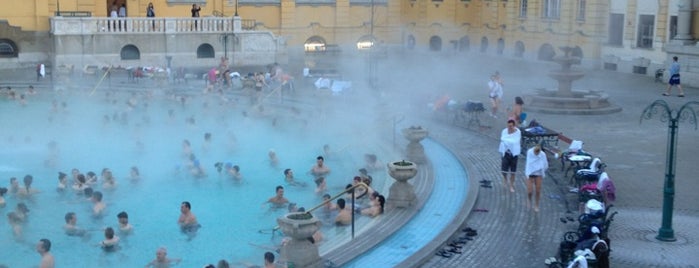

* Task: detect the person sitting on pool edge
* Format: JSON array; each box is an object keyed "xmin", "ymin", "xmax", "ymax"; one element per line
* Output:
[
  {"xmin": 178, "ymin": 201, "xmax": 200, "ymax": 234},
  {"xmin": 335, "ymin": 199, "xmax": 351, "ymax": 226},
  {"xmin": 263, "ymin": 185, "xmax": 289, "ymax": 208},
  {"xmin": 361, "ymin": 192, "xmax": 386, "ymax": 217}
]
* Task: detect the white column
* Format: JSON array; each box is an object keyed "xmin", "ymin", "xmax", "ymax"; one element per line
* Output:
[{"xmin": 675, "ymin": 0, "xmax": 693, "ymax": 40}]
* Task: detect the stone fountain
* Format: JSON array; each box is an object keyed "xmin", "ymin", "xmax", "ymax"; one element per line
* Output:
[{"xmin": 526, "ymin": 46, "xmax": 622, "ymax": 115}]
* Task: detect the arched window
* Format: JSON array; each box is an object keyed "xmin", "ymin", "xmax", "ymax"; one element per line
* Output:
[
  {"xmin": 197, "ymin": 43, "xmax": 215, "ymax": 58},
  {"xmin": 356, "ymin": 35, "xmax": 376, "ymax": 50},
  {"xmin": 304, "ymin": 36, "xmax": 326, "ymax": 52},
  {"xmin": 120, "ymin": 44, "xmax": 140, "ymax": 60},
  {"xmin": 572, "ymin": 46, "xmax": 583, "ymax": 59},
  {"xmin": 480, "ymin": 37, "xmax": 489, "ymax": 53},
  {"xmin": 458, "ymin": 36, "xmax": 470, "ymax": 52},
  {"xmin": 0, "ymin": 39, "xmax": 19, "ymax": 58},
  {"xmin": 429, "ymin": 36, "xmax": 442, "ymax": 51},
  {"xmin": 497, "ymin": 38, "xmax": 505, "ymax": 55},
  {"xmin": 537, "ymin": 43, "xmax": 555, "ymax": 61},
  {"xmin": 406, "ymin": 35, "xmax": 416, "ymax": 50},
  {"xmin": 515, "ymin": 41, "xmax": 525, "ymax": 57}
]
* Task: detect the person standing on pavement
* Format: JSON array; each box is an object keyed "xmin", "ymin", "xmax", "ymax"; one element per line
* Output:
[
  {"xmin": 525, "ymin": 143, "xmax": 548, "ymax": 212},
  {"xmin": 664, "ymin": 56, "xmax": 685, "ymax": 97},
  {"xmin": 191, "ymin": 4, "xmax": 201, "ymax": 30},
  {"xmin": 488, "ymin": 72, "xmax": 504, "ymax": 117},
  {"xmin": 499, "ymin": 119, "xmax": 521, "ymax": 193}
]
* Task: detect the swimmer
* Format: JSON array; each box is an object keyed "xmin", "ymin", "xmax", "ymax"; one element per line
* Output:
[
  {"xmin": 101, "ymin": 168, "xmax": 117, "ymax": 189},
  {"xmin": 36, "ymin": 238, "xmax": 55, "ymax": 268},
  {"xmin": 283, "ymin": 169, "xmax": 306, "ymax": 187},
  {"xmin": 98, "ymin": 227, "xmax": 120, "ymax": 251},
  {"xmin": 322, "ymin": 194, "xmax": 338, "ymax": 212},
  {"xmin": 7, "ymin": 211, "xmax": 23, "ymax": 240},
  {"xmin": 130, "ymin": 166, "xmax": 141, "ymax": 181},
  {"xmin": 71, "ymin": 168, "xmax": 80, "ymax": 181},
  {"xmin": 117, "ymin": 211, "xmax": 133, "ymax": 233},
  {"xmin": 144, "ymin": 247, "xmax": 181, "ymax": 268},
  {"xmin": 224, "ymin": 163, "xmax": 242, "ymax": 181},
  {"xmin": 15, "ymin": 203, "xmax": 29, "ymax": 222},
  {"xmin": 57, "ymin": 172, "xmax": 67, "ymax": 191},
  {"xmin": 310, "ymin": 156, "xmax": 331, "ymax": 178},
  {"xmin": 0, "ymin": 187, "xmax": 7, "ymax": 207},
  {"xmin": 17, "ymin": 175, "xmax": 39, "ymax": 197},
  {"xmin": 182, "ymin": 139, "xmax": 192, "ymax": 157},
  {"xmin": 9, "ymin": 177, "xmax": 19, "ymax": 194},
  {"xmin": 364, "ymin": 154, "xmax": 383, "ymax": 171},
  {"xmin": 268, "ymin": 150, "xmax": 279, "ymax": 167},
  {"xmin": 214, "ymin": 162, "xmax": 224, "ymax": 174},
  {"xmin": 63, "ymin": 212, "xmax": 86, "ymax": 236},
  {"xmin": 203, "ymin": 132, "xmax": 212, "ymax": 151},
  {"xmin": 72, "ymin": 173, "xmax": 88, "ymax": 192},
  {"xmin": 92, "ymin": 191, "xmax": 106, "ymax": 217},
  {"xmin": 189, "ymin": 158, "xmax": 207, "ymax": 178},
  {"xmin": 263, "ymin": 185, "xmax": 289, "ymax": 208},
  {"xmin": 361, "ymin": 193, "xmax": 386, "ymax": 217},
  {"xmin": 178, "ymin": 201, "xmax": 200, "ymax": 233},
  {"xmin": 85, "ymin": 171, "xmax": 98, "ymax": 185},
  {"xmin": 334, "ymin": 199, "xmax": 351, "ymax": 226},
  {"xmin": 314, "ymin": 176, "xmax": 326, "ymax": 194}
]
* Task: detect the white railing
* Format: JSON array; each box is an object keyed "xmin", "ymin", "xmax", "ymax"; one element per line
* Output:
[{"xmin": 51, "ymin": 17, "xmax": 242, "ymax": 35}]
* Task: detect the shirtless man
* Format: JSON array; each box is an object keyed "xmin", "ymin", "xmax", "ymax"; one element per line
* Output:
[
  {"xmin": 310, "ymin": 156, "xmax": 330, "ymax": 178},
  {"xmin": 63, "ymin": 212, "xmax": 86, "ymax": 236},
  {"xmin": 36, "ymin": 238, "xmax": 55, "ymax": 268},
  {"xmin": 335, "ymin": 199, "xmax": 351, "ymax": 225},
  {"xmin": 92, "ymin": 191, "xmax": 106, "ymax": 217},
  {"xmin": 263, "ymin": 185, "xmax": 289, "ymax": 208},
  {"xmin": 145, "ymin": 247, "xmax": 181, "ymax": 268},
  {"xmin": 283, "ymin": 169, "xmax": 306, "ymax": 187},
  {"xmin": 178, "ymin": 201, "xmax": 200, "ymax": 233},
  {"xmin": 117, "ymin": 211, "xmax": 133, "ymax": 233}
]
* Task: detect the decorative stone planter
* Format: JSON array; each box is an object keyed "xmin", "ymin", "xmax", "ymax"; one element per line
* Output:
[
  {"xmin": 277, "ymin": 212, "xmax": 323, "ymax": 268},
  {"xmin": 402, "ymin": 126, "xmax": 429, "ymax": 164},
  {"xmin": 387, "ymin": 160, "xmax": 418, "ymax": 208}
]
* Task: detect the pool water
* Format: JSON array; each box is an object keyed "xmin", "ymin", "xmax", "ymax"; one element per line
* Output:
[{"xmin": 0, "ymin": 89, "xmax": 394, "ymax": 267}]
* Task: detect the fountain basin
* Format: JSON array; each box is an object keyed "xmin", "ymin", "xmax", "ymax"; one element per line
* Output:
[{"xmin": 525, "ymin": 89, "xmax": 622, "ymax": 115}]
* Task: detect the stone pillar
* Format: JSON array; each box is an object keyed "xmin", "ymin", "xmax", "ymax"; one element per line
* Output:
[
  {"xmin": 277, "ymin": 213, "xmax": 322, "ymax": 268},
  {"xmin": 675, "ymin": 0, "xmax": 694, "ymax": 41},
  {"xmin": 402, "ymin": 126, "xmax": 429, "ymax": 164},
  {"xmin": 387, "ymin": 160, "xmax": 418, "ymax": 208},
  {"xmin": 233, "ymin": 16, "xmax": 241, "ymax": 33}
]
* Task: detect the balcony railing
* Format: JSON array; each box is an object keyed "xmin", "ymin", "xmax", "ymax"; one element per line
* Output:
[{"xmin": 50, "ymin": 17, "xmax": 255, "ymax": 35}]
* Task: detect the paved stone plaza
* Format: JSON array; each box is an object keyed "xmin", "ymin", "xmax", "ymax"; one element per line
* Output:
[{"xmin": 2, "ymin": 53, "xmax": 698, "ymax": 267}]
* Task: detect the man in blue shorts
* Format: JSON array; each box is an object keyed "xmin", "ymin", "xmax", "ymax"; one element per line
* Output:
[{"xmin": 664, "ymin": 56, "xmax": 685, "ymax": 97}]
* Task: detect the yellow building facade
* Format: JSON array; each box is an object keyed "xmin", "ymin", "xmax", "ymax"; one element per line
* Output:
[{"xmin": 3, "ymin": 0, "xmax": 698, "ymax": 80}]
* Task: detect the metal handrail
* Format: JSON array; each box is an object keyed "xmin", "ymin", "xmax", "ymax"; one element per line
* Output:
[{"xmin": 278, "ymin": 182, "xmax": 370, "ymax": 240}]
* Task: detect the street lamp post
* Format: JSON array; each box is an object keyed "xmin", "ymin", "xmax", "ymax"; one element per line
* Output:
[{"xmin": 640, "ymin": 100, "xmax": 699, "ymax": 241}]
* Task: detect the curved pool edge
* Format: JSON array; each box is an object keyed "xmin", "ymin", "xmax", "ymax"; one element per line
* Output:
[
  {"xmin": 398, "ymin": 138, "xmax": 481, "ymax": 267},
  {"xmin": 321, "ymin": 159, "xmax": 435, "ymax": 266},
  {"xmin": 324, "ymin": 137, "xmax": 479, "ymax": 267}
]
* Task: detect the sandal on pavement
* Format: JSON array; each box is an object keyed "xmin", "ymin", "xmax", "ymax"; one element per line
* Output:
[
  {"xmin": 436, "ymin": 249, "xmax": 453, "ymax": 258},
  {"xmin": 462, "ymin": 227, "xmax": 477, "ymax": 232},
  {"xmin": 446, "ymin": 247, "xmax": 463, "ymax": 254},
  {"xmin": 662, "ymin": 93, "xmax": 670, "ymax": 96},
  {"xmin": 679, "ymin": 94, "xmax": 685, "ymax": 97}
]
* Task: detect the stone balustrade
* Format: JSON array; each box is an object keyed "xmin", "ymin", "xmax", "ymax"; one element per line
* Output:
[{"xmin": 51, "ymin": 16, "xmax": 244, "ymax": 35}]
